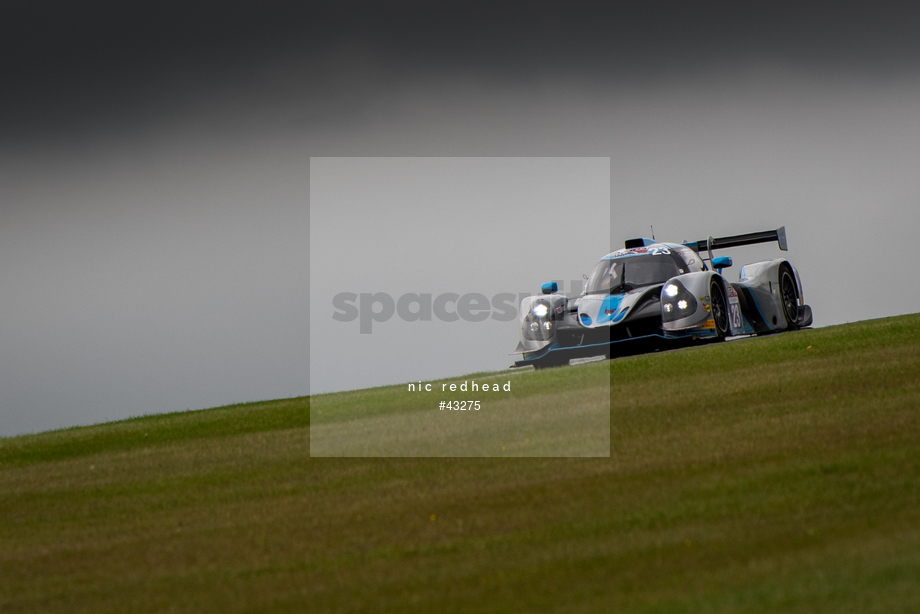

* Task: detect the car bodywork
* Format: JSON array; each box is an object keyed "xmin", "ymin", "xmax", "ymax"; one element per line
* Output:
[{"xmin": 512, "ymin": 227, "xmax": 813, "ymax": 368}]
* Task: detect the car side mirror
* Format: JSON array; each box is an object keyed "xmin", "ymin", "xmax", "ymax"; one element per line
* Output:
[
  {"xmin": 541, "ymin": 281, "xmax": 558, "ymax": 294},
  {"xmin": 712, "ymin": 256, "xmax": 732, "ymax": 274}
]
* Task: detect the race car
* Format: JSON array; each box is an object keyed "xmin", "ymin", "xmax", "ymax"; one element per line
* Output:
[{"xmin": 512, "ymin": 226, "xmax": 813, "ymax": 369}]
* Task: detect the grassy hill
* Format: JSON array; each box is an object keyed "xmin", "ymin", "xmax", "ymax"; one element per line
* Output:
[{"xmin": 2, "ymin": 314, "xmax": 919, "ymax": 613}]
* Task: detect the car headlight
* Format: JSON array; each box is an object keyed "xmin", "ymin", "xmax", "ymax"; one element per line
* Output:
[
  {"xmin": 661, "ymin": 280, "xmax": 698, "ymax": 323},
  {"xmin": 524, "ymin": 316, "xmax": 554, "ymax": 340},
  {"xmin": 523, "ymin": 301, "xmax": 555, "ymax": 341}
]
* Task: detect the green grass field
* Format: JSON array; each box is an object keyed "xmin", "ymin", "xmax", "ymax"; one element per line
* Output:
[
  {"xmin": 310, "ymin": 360, "xmax": 610, "ymax": 457},
  {"xmin": 2, "ymin": 314, "xmax": 919, "ymax": 613}
]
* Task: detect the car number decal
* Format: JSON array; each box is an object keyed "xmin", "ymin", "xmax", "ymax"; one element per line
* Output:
[{"xmin": 727, "ymin": 286, "xmax": 742, "ymax": 331}]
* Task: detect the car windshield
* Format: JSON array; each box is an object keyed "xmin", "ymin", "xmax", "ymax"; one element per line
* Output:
[{"xmin": 586, "ymin": 252, "xmax": 685, "ymax": 294}]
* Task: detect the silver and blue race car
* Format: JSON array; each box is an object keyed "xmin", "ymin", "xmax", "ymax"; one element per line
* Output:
[{"xmin": 513, "ymin": 227, "xmax": 813, "ymax": 369}]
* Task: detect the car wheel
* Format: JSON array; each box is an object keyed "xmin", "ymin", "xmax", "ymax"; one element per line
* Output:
[
  {"xmin": 779, "ymin": 264, "xmax": 799, "ymax": 329},
  {"xmin": 710, "ymin": 278, "xmax": 729, "ymax": 340}
]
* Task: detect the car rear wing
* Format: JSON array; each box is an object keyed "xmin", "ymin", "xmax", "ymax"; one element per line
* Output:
[{"xmin": 683, "ymin": 226, "xmax": 787, "ymax": 258}]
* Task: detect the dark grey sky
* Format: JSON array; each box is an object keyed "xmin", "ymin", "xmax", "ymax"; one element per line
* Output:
[
  {"xmin": 5, "ymin": 2, "xmax": 920, "ymax": 140},
  {"xmin": 3, "ymin": 2, "xmax": 920, "ymax": 435}
]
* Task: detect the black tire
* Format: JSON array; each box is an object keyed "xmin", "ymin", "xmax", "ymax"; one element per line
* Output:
[
  {"xmin": 710, "ymin": 278, "xmax": 730, "ymax": 340},
  {"xmin": 779, "ymin": 264, "xmax": 799, "ymax": 330}
]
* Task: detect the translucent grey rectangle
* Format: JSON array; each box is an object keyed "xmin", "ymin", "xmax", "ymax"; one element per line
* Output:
[{"xmin": 309, "ymin": 157, "xmax": 610, "ymax": 457}]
